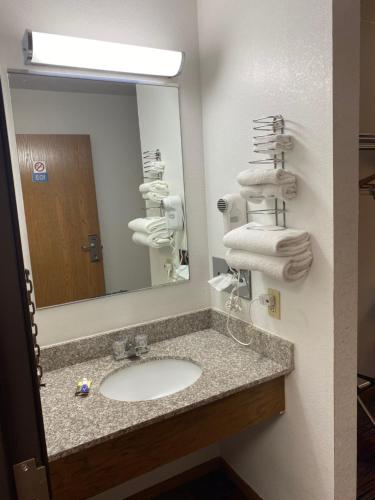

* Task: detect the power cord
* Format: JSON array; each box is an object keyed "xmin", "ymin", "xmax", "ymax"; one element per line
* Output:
[{"xmin": 225, "ymin": 273, "xmax": 275, "ymax": 346}]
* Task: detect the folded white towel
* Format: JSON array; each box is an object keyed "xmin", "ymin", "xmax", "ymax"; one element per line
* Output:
[
  {"xmin": 144, "ymin": 161, "xmax": 165, "ymax": 176},
  {"xmin": 237, "ymin": 167, "xmax": 296, "ymax": 186},
  {"xmin": 225, "ymin": 248, "xmax": 313, "ymax": 282},
  {"xmin": 223, "ymin": 222, "xmax": 310, "ymax": 256},
  {"xmin": 139, "ymin": 181, "xmax": 169, "ymax": 195},
  {"xmin": 145, "ymin": 161, "xmax": 166, "ymax": 169},
  {"xmin": 128, "ymin": 217, "xmax": 167, "ymax": 235},
  {"xmin": 142, "ymin": 192, "xmax": 168, "ymax": 203},
  {"xmin": 253, "ymin": 134, "xmax": 292, "ymax": 145},
  {"xmin": 132, "ymin": 232, "xmax": 171, "ymax": 248},
  {"xmin": 240, "ymin": 184, "xmax": 297, "ymax": 203},
  {"xmin": 253, "ymin": 142, "xmax": 293, "ymax": 154}
]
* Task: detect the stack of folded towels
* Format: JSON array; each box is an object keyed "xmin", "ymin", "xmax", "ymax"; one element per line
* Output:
[
  {"xmin": 139, "ymin": 181, "xmax": 169, "ymax": 203},
  {"xmin": 253, "ymin": 134, "xmax": 293, "ymax": 154},
  {"xmin": 128, "ymin": 217, "xmax": 171, "ymax": 248},
  {"xmin": 223, "ymin": 222, "xmax": 312, "ymax": 282},
  {"xmin": 237, "ymin": 167, "xmax": 297, "ymax": 203}
]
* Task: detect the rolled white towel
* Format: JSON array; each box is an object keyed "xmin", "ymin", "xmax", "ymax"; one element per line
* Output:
[
  {"xmin": 237, "ymin": 167, "xmax": 296, "ymax": 186},
  {"xmin": 128, "ymin": 217, "xmax": 167, "ymax": 234},
  {"xmin": 225, "ymin": 248, "xmax": 313, "ymax": 282},
  {"xmin": 132, "ymin": 232, "xmax": 171, "ymax": 248},
  {"xmin": 240, "ymin": 184, "xmax": 297, "ymax": 203},
  {"xmin": 144, "ymin": 170, "xmax": 164, "ymax": 179},
  {"xmin": 223, "ymin": 222, "xmax": 310, "ymax": 257},
  {"xmin": 144, "ymin": 161, "xmax": 165, "ymax": 176},
  {"xmin": 253, "ymin": 134, "xmax": 292, "ymax": 145},
  {"xmin": 142, "ymin": 192, "xmax": 168, "ymax": 203},
  {"xmin": 139, "ymin": 181, "xmax": 169, "ymax": 195},
  {"xmin": 146, "ymin": 161, "xmax": 166, "ymax": 169},
  {"xmin": 253, "ymin": 142, "xmax": 293, "ymax": 153}
]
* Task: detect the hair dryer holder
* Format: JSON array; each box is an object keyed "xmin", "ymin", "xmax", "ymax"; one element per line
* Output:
[{"xmin": 212, "ymin": 257, "xmax": 252, "ymax": 300}]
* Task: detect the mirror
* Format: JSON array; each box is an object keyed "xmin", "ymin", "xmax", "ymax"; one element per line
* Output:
[{"xmin": 8, "ymin": 72, "xmax": 189, "ymax": 308}]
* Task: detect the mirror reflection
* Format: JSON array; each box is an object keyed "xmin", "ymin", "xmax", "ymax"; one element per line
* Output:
[{"xmin": 9, "ymin": 73, "xmax": 189, "ymax": 308}]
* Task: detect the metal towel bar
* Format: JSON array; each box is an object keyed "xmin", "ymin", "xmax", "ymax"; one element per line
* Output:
[{"xmin": 247, "ymin": 114, "xmax": 288, "ymax": 228}]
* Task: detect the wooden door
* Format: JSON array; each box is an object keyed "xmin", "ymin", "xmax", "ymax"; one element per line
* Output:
[{"xmin": 17, "ymin": 134, "xmax": 105, "ymax": 307}]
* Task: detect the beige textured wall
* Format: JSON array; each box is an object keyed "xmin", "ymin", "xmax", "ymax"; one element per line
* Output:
[
  {"xmin": 197, "ymin": 0, "xmax": 359, "ymax": 498},
  {"xmin": 332, "ymin": 0, "xmax": 359, "ymax": 497}
]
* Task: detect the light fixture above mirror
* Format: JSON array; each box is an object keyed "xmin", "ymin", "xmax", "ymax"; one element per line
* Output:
[{"xmin": 22, "ymin": 31, "xmax": 184, "ymax": 77}]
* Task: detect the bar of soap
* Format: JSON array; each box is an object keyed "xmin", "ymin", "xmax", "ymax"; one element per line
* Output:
[{"xmin": 75, "ymin": 377, "xmax": 92, "ymax": 397}]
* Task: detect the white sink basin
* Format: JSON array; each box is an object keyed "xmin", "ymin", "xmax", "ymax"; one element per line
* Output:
[{"xmin": 99, "ymin": 358, "xmax": 202, "ymax": 402}]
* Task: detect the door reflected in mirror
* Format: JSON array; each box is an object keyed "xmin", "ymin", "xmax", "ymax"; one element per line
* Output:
[{"xmin": 9, "ymin": 72, "xmax": 189, "ymax": 308}]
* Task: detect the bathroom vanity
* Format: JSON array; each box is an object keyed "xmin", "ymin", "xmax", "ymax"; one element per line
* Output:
[
  {"xmin": 40, "ymin": 318, "xmax": 293, "ymax": 499},
  {"xmin": 4, "ymin": 60, "xmax": 295, "ymax": 500}
]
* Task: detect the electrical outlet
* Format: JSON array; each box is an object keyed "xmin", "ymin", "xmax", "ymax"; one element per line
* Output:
[{"xmin": 268, "ymin": 288, "xmax": 281, "ymax": 319}]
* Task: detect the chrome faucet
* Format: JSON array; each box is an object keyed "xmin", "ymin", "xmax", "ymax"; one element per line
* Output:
[
  {"xmin": 125, "ymin": 337, "xmax": 139, "ymax": 358},
  {"xmin": 112, "ymin": 334, "xmax": 149, "ymax": 361}
]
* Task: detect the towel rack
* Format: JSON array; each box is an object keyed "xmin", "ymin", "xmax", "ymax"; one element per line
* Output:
[
  {"xmin": 360, "ymin": 134, "xmax": 375, "ymax": 150},
  {"xmin": 247, "ymin": 114, "xmax": 288, "ymax": 228},
  {"xmin": 142, "ymin": 149, "xmax": 165, "ymax": 216},
  {"xmin": 142, "ymin": 148, "xmax": 164, "ymax": 179},
  {"xmin": 359, "ymin": 135, "xmax": 375, "ymax": 198},
  {"xmin": 142, "ymin": 148, "xmax": 162, "ymax": 165},
  {"xmin": 253, "ymin": 115, "xmax": 284, "ymax": 132}
]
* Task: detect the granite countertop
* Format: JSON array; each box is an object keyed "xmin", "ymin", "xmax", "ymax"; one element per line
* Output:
[{"xmin": 41, "ymin": 329, "xmax": 293, "ymax": 462}]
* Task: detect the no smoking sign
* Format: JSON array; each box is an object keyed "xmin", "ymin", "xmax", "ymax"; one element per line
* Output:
[{"xmin": 32, "ymin": 161, "xmax": 48, "ymax": 183}]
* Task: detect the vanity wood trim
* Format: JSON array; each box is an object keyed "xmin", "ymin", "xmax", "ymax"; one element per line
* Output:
[{"xmin": 49, "ymin": 377, "xmax": 284, "ymax": 500}]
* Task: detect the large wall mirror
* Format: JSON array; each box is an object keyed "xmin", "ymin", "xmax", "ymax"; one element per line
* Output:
[{"xmin": 8, "ymin": 71, "xmax": 189, "ymax": 308}]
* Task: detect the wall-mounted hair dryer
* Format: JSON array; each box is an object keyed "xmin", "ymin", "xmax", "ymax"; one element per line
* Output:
[
  {"xmin": 163, "ymin": 195, "xmax": 184, "ymax": 231},
  {"xmin": 217, "ymin": 193, "xmax": 247, "ymax": 234}
]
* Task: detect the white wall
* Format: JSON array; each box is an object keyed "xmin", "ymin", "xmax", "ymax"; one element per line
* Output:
[
  {"xmin": 136, "ymin": 84, "xmax": 188, "ymax": 286},
  {"xmin": 10, "ymin": 87, "xmax": 152, "ymax": 295},
  {"xmin": 358, "ymin": 0, "xmax": 375, "ymax": 376},
  {"xmin": 197, "ymin": 1, "xmax": 358, "ymax": 499},
  {"xmin": 0, "ymin": 0, "xmax": 210, "ymax": 346}
]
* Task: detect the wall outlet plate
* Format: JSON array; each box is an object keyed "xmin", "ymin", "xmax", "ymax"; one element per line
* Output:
[
  {"xmin": 212, "ymin": 257, "xmax": 252, "ymax": 300},
  {"xmin": 268, "ymin": 288, "xmax": 281, "ymax": 319}
]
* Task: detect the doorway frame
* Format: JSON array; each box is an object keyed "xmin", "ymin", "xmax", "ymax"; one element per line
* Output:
[{"xmin": 0, "ymin": 76, "xmax": 50, "ymax": 498}]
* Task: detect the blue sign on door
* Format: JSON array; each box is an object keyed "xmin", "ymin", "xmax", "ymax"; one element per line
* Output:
[
  {"xmin": 32, "ymin": 172, "xmax": 48, "ymax": 183},
  {"xmin": 32, "ymin": 161, "xmax": 48, "ymax": 183}
]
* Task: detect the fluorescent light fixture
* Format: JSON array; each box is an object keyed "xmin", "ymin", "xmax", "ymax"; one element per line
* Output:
[{"xmin": 23, "ymin": 31, "xmax": 184, "ymax": 78}]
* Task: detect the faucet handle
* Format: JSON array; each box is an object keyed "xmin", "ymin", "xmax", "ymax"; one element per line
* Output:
[
  {"xmin": 125, "ymin": 336, "xmax": 135, "ymax": 349},
  {"xmin": 135, "ymin": 334, "xmax": 149, "ymax": 354},
  {"xmin": 112, "ymin": 337, "xmax": 127, "ymax": 360}
]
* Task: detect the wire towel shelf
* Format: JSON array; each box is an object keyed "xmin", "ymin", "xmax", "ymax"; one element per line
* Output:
[
  {"xmin": 142, "ymin": 149, "xmax": 165, "ymax": 216},
  {"xmin": 359, "ymin": 135, "xmax": 375, "ymax": 198},
  {"xmin": 360, "ymin": 134, "xmax": 375, "ymax": 150},
  {"xmin": 247, "ymin": 114, "xmax": 287, "ymax": 227}
]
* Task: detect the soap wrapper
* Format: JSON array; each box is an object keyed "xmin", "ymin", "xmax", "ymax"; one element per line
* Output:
[{"xmin": 75, "ymin": 377, "xmax": 92, "ymax": 397}]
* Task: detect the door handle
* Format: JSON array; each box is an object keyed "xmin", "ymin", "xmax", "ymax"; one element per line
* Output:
[{"xmin": 81, "ymin": 234, "xmax": 101, "ymax": 262}]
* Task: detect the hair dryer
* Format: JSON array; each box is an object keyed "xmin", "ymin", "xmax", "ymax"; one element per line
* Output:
[{"xmin": 217, "ymin": 193, "xmax": 247, "ymax": 234}]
